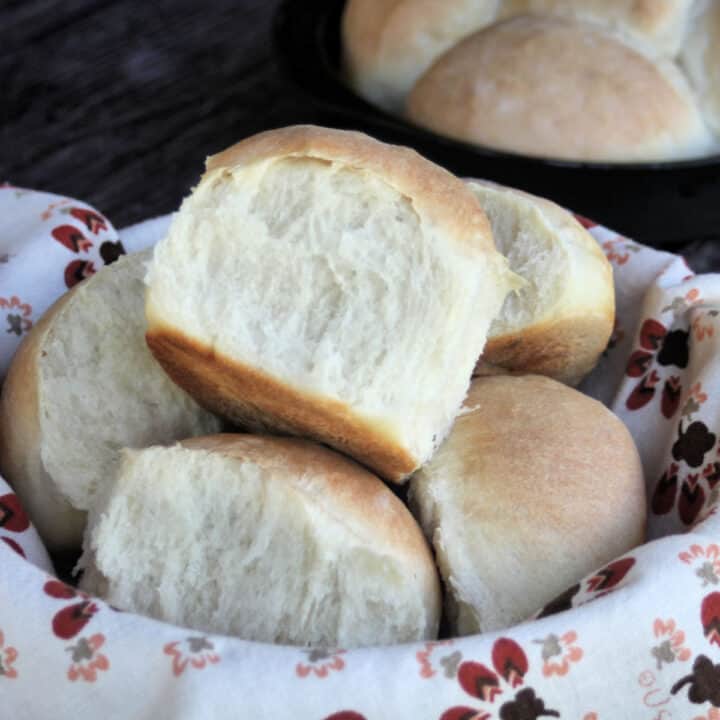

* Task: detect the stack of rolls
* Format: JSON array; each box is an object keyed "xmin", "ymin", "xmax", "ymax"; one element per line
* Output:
[
  {"xmin": 0, "ymin": 125, "xmax": 646, "ymax": 648},
  {"xmin": 342, "ymin": 0, "xmax": 720, "ymax": 162}
]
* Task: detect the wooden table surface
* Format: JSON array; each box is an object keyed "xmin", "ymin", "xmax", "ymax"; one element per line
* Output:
[{"xmin": 3, "ymin": 0, "xmax": 719, "ymax": 270}]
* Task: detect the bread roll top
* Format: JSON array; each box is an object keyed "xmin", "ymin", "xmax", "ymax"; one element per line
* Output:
[
  {"xmin": 410, "ymin": 374, "xmax": 646, "ymax": 634},
  {"xmin": 145, "ymin": 125, "xmax": 515, "ymax": 481},
  {"xmin": 498, "ymin": 0, "xmax": 695, "ymax": 56},
  {"xmin": 406, "ymin": 15, "xmax": 712, "ymax": 162},
  {"xmin": 342, "ymin": 0, "xmax": 499, "ymax": 112}
]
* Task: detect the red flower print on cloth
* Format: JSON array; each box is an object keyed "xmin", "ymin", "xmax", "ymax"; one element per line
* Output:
[
  {"xmin": 1, "ymin": 537, "xmax": 25, "ymax": 558},
  {"xmin": 651, "ymin": 619, "xmax": 691, "ymax": 669},
  {"xmin": 679, "ymin": 544, "xmax": 720, "ymax": 587},
  {"xmin": 440, "ymin": 638, "xmax": 560, "ymax": 720},
  {"xmin": 64, "ymin": 259, "xmax": 96, "ymax": 289},
  {"xmin": 0, "ymin": 493, "xmax": 29, "ymax": 533},
  {"xmin": 537, "ymin": 557, "xmax": 636, "ymax": 618},
  {"xmin": 602, "ymin": 319, "xmax": 625, "ymax": 357},
  {"xmin": 625, "ymin": 318, "xmax": 688, "ymax": 417},
  {"xmin": 40, "ymin": 198, "xmax": 72, "ymax": 221},
  {"xmin": 322, "ymin": 713, "xmax": 367, "ymax": 720},
  {"xmin": 701, "ymin": 593, "xmax": 720, "ymax": 646},
  {"xmin": 67, "ymin": 633, "xmax": 109, "ymax": 682},
  {"xmin": 585, "ymin": 558, "xmax": 635, "ymax": 594},
  {"xmin": 0, "ymin": 296, "xmax": 32, "ymax": 336},
  {"xmin": 0, "ymin": 630, "xmax": 18, "ymax": 679},
  {"xmin": 692, "ymin": 310, "xmax": 719, "ymax": 342},
  {"xmin": 44, "ymin": 580, "xmax": 99, "ymax": 640},
  {"xmin": 533, "ymin": 631, "xmax": 583, "ymax": 677},
  {"xmin": 669, "ymin": 594, "xmax": 720, "ymax": 709},
  {"xmin": 601, "ymin": 237, "xmax": 641, "ymax": 266},
  {"xmin": 652, "ymin": 463, "xmax": 680, "ymax": 516},
  {"xmin": 652, "ymin": 421, "xmax": 720, "ymax": 524},
  {"xmin": 573, "ymin": 214, "xmax": 596, "ymax": 230},
  {"xmin": 416, "ymin": 640, "xmax": 456, "ymax": 679},
  {"xmin": 296, "ymin": 648, "xmax": 346, "ymax": 679},
  {"xmin": 164, "ymin": 636, "xmax": 220, "ymax": 677},
  {"xmin": 52, "ymin": 225, "xmax": 93, "ymax": 254},
  {"xmin": 69, "ymin": 207, "xmax": 108, "ymax": 234},
  {"xmin": 48, "ymin": 205, "xmax": 125, "ymax": 289}
]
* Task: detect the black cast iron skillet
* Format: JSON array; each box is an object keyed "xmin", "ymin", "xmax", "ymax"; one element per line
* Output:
[{"xmin": 274, "ymin": 0, "xmax": 720, "ymax": 248}]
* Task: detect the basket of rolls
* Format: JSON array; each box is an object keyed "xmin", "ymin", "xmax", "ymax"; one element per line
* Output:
[
  {"xmin": 1, "ymin": 125, "xmax": 719, "ymax": 719},
  {"xmin": 275, "ymin": 0, "xmax": 720, "ymax": 246}
]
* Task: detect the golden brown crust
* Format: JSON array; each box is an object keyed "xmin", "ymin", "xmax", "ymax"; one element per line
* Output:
[
  {"xmin": 145, "ymin": 324, "xmax": 418, "ymax": 482},
  {"xmin": 180, "ymin": 433, "xmax": 431, "ymax": 556},
  {"xmin": 205, "ymin": 125, "xmax": 494, "ymax": 254},
  {"xmin": 406, "ymin": 16, "xmax": 710, "ymax": 162},
  {"xmin": 411, "ymin": 374, "xmax": 646, "ymax": 632},
  {"xmin": 466, "ymin": 179, "xmax": 614, "ymax": 384},
  {"xmin": 0, "ymin": 291, "xmax": 85, "ymax": 550},
  {"xmin": 480, "ymin": 304, "xmax": 614, "ymax": 386},
  {"xmin": 451, "ymin": 375, "xmax": 646, "ymax": 547}
]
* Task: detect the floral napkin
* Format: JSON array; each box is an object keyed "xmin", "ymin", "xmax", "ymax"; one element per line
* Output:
[{"xmin": 0, "ymin": 186, "xmax": 719, "ymax": 720}]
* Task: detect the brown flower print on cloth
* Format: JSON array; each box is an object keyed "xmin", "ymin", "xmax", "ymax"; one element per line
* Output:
[
  {"xmin": 625, "ymin": 317, "xmax": 689, "ymax": 418},
  {"xmin": 670, "ymin": 592, "xmax": 720, "ymax": 709},
  {"xmin": 653, "ymin": 416, "xmax": 719, "ymax": 525},
  {"xmin": 671, "ymin": 655, "xmax": 720, "ymax": 707},
  {"xmin": 439, "ymin": 638, "xmax": 561, "ymax": 720}
]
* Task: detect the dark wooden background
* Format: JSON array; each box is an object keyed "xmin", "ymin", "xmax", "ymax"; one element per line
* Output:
[
  {"xmin": 2, "ymin": 0, "xmax": 719, "ymax": 269},
  {"xmin": 1, "ymin": 0, "xmax": 322, "ymax": 226}
]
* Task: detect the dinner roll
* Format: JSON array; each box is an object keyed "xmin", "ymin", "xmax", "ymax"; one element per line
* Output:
[
  {"xmin": 144, "ymin": 125, "xmax": 516, "ymax": 482},
  {"xmin": 681, "ymin": 0, "xmax": 720, "ymax": 138},
  {"xmin": 79, "ymin": 434, "xmax": 441, "ymax": 647},
  {"xmin": 0, "ymin": 252, "xmax": 221, "ymax": 551},
  {"xmin": 406, "ymin": 16, "xmax": 713, "ymax": 162},
  {"xmin": 468, "ymin": 180, "xmax": 614, "ymax": 385},
  {"xmin": 342, "ymin": 0, "xmax": 499, "ymax": 113},
  {"xmin": 409, "ymin": 375, "xmax": 645, "ymax": 635},
  {"xmin": 498, "ymin": 0, "xmax": 695, "ymax": 56}
]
